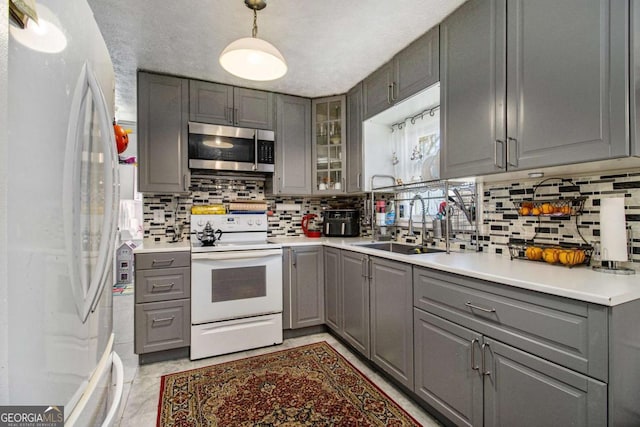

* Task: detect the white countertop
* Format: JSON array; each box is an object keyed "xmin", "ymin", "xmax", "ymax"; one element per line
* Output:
[
  {"xmin": 134, "ymin": 236, "xmax": 639, "ymax": 306},
  {"xmin": 270, "ymin": 237, "xmax": 639, "ymax": 306},
  {"xmin": 268, "ymin": 236, "xmax": 371, "ymax": 246},
  {"xmin": 133, "ymin": 240, "xmax": 191, "ymax": 254}
]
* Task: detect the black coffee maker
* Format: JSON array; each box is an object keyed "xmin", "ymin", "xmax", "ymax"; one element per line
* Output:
[{"xmin": 323, "ymin": 209, "xmax": 359, "ymax": 237}]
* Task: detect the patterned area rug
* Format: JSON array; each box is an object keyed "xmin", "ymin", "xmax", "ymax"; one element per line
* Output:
[{"xmin": 157, "ymin": 341, "xmax": 421, "ymax": 426}]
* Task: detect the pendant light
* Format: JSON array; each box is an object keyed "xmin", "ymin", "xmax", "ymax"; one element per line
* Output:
[{"xmin": 219, "ymin": 0, "xmax": 287, "ymax": 81}]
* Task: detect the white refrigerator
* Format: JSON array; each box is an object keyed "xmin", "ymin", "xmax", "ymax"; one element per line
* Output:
[{"xmin": 4, "ymin": 0, "xmax": 123, "ymax": 425}]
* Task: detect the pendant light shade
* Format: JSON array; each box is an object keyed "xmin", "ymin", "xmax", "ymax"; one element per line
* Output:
[
  {"xmin": 220, "ymin": 37, "xmax": 287, "ymax": 81},
  {"xmin": 219, "ymin": 0, "xmax": 287, "ymax": 81}
]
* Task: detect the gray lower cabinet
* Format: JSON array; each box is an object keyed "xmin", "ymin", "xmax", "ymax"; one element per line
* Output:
[
  {"xmin": 483, "ymin": 338, "xmax": 606, "ymax": 427},
  {"xmin": 413, "ymin": 266, "xmax": 609, "ymax": 427},
  {"xmin": 441, "ymin": 0, "xmax": 628, "ymax": 179},
  {"xmin": 324, "ymin": 246, "xmax": 341, "ymax": 332},
  {"xmin": 414, "ymin": 309, "xmax": 482, "ymax": 427},
  {"xmin": 272, "ymin": 94, "xmax": 312, "ymax": 195},
  {"xmin": 346, "ymin": 83, "xmax": 363, "ymax": 193},
  {"xmin": 189, "ymin": 80, "xmax": 274, "ymax": 130},
  {"xmin": 134, "ymin": 251, "xmax": 190, "ymax": 355},
  {"xmin": 324, "ymin": 248, "xmax": 369, "ymax": 358},
  {"xmin": 283, "ymin": 246, "xmax": 324, "ymax": 329},
  {"xmin": 340, "ymin": 250, "xmax": 370, "ymax": 358},
  {"xmin": 369, "ymin": 257, "xmax": 413, "ymax": 389},
  {"xmin": 137, "ymin": 72, "xmax": 190, "ymax": 193}
]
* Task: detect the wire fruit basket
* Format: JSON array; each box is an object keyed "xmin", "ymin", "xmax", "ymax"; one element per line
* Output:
[
  {"xmin": 508, "ymin": 242, "xmax": 593, "ymax": 268},
  {"xmin": 512, "ymin": 196, "xmax": 587, "ymax": 217}
]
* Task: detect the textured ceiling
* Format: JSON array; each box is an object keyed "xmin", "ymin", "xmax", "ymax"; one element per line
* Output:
[{"xmin": 87, "ymin": 0, "xmax": 466, "ymax": 121}]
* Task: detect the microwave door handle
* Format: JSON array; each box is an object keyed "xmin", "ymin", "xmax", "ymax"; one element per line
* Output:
[{"xmin": 253, "ymin": 131, "xmax": 258, "ymax": 171}]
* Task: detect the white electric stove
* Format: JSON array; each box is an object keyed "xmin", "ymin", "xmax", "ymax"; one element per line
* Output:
[{"xmin": 189, "ymin": 214, "xmax": 283, "ymax": 360}]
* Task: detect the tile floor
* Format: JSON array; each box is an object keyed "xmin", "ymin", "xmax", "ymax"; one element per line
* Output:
[{"xmin": 112, "ymin": 293, "xmax": 441, "ymax": 426}]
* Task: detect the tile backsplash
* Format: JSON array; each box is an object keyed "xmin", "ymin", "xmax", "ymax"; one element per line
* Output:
[
  {"xmin": 143, "ymin": 176, "xmax": 365, "ymax": 242},
  {"xmin": 143, "ymin": 170, "xmax": 639, "ymax": 268},
  {"xmin": 480, "ymin": 171, "xmax": 640, "ymax": 268}
]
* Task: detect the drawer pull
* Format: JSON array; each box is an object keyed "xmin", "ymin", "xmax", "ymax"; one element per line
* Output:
[
  {"xmin": 152, "ymin": 316, "xmax": 175, "ymax": 323},
  {"xmin": 465, "ymin": 301, "xmax": 496, "ymax": 313},
  {"xmin": 481, "ymin": 343, "xmax": 491, "ymax": 376},
  {"xmin": 470, "ymin": 338, "xmax": 479, "ymax": 371},
  {"xmin": 152, "ymin": 258, "xmax": 175, "ymax": 267},
  {"xmin": 152, "ymin": 283, "xmax": 175, "ymax": 290}
]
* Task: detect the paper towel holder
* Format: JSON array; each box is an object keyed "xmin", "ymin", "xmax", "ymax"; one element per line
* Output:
[{"xmin": 593, "ymin": 261, "xmax": 635, "ymax": 275}]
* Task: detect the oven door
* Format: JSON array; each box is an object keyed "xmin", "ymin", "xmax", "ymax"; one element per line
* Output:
[{"xmin": 191, "ymin": 249, "xmax": 283, "ymax": 324}]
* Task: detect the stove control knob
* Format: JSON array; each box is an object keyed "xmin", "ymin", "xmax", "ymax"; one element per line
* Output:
[
  {"xmin": 198, "ymin": 220, "xmax": 205, "ymax": 226},
  {"xmin": 256, "ymin": 218, "xmax": 262, "ymax": 226},
  {"xmin": 247, "ymin": 219, "xmax": 254, "ymax": 226}
]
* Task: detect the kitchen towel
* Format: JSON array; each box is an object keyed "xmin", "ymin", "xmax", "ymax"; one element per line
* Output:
[{"xmin": 599, "ymin": 197, "xmax": 628, "ymax": 261}]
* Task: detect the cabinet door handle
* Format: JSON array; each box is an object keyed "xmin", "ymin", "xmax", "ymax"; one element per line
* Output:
[
  {"xmin": 357, "ymin": 173, "xmax": 361, "ymax": 190},
  {"xmin": 387, "ymin": 84, "xmax": 393, "ymax": 105},
  {"xmin": 183, "ymin": 174, "xmax": 189, "ymax": 192},
  {"xmin": 465, "ymin": 301, "xmax": 496, "ymax": 313},
  {"xmin": 494, "ymin": 139, "xmax": 505, "ymax": 169},
  {"xmin": 234, "ymin": 108, "xmax": 239, "ymax": 125},
  {"xmin": 228, "ymin": 107, "xmax": 234, "ymax": 124},
  {"xmin": 507, "ymin": 137, "xmax": 518, "ymax": 167},
  {"xmin": 361, "ymin": 257, "xmax": 367, "ymax": 277},
  {"xmin": 391, "ymin": 82, "xmax": 397, "ymax": 101},
  {"xmin": 152, "ymin": 283, "xmax": 175, "ymax": 290},
  {"xmin": 278, "ymin": 176, "xmax": 282, "ymax": 192},
  {"xmin": 152, "ymin": 316, "xmax": 175, "ymax": 323},
  {"xmin": 152, "ymin": 258, "xmax": 175, "ymax": 267},
  {"xmin": 481, "ymin": 343, "xmax": 491, "ymax": 376},
  {"xmin": 471, "ymin": 338, "xmax": 480, "ymax": 371},
  {"xmin": 292, "ymin": 250, "xmax": 297, "ymax": 268}
]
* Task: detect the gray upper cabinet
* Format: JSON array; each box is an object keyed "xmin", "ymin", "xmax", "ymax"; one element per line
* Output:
[
  {"xmin": 341, "ymin": 250, "xmax": 370, "ymax": 358},
  {"xmin": 288, "ymin": 246, "xmax": 324, "ymax": 329},
  {"xmin": 137, "ymin": 72, "xmax": 190, "ymax": 193},
  {"xmin": 394, "ymin": 27, "xmax": 440, "ymax": 103},
  {"xmin": 273, "ymin": 94, "xmax": 312, "ymax": 195},
  {"xmin": 369, "ymin": 257, "xmax": 413, "ymax": 390},
  {"xmin": 234, "ymin": 87, "xmax": 274, "ymax": 130},
  {"xmin": 346, "ymin": 83, "xmax": 363, "ymax": 193},
  {"xmin": 364, "ymin": 26, "xmax": 440, "ymax": 120},
  {"xmin": 506, "ymin": 0, "xmax": 628, "ymax": 170},
  {"xmin": 441, "ymin": 0, "xmax": 628, "ymax": 179},
  {"xmin": 364, "ymin": 61, "xmax": 394, "ymax": 120},
  {"xmin": 440, "ymin": 0, "xmax": 507, "ymax": 179},
  {"xmin": 633, "ymin": 0, "xmax": 640, "ymax": 157},
  {"xmin": 189, "ymin": 80, "xmax": 233, "ymax": 125},
  {"xmin": 189, "ymin": 80, "xmax": 274, "ymax": 130}
]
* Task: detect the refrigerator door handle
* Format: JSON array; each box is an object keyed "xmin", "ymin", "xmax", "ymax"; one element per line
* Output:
[
  {"xmin": 88, "ymin": 65, "xmax": 119, "ymax": 315},
  {"xmin": 101, "ymin": 352, "xmax": 124, "ymax": 427}
]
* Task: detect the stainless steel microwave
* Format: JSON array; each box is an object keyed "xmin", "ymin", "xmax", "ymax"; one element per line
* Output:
[{"xmin": 188, "ymin": 122, "xmax": 275, "ymax": 173}]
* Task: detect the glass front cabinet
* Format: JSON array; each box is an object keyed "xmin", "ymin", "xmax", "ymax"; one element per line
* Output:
[{"xmin": 312, "ymin": 96, "xmax": 346, "ymax": 194}]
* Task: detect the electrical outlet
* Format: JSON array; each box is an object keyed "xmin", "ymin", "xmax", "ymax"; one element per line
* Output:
[{"xmin": 153, "ymin": 209, "xmax": 165, "ymax": 223}]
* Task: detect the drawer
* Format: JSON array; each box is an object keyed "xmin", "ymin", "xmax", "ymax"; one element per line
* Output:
[
  {"xmin": 135, "ymin": 299, "xmax": 190, "ymax": 354},
  {"xmin": 135, "ymin": 267, "xmax": 190, "ymax": 303},
  {"xmin": 135, "ymin": 251, "xmax": 190, "ymax": 270},
  {"xmin": 413, "ymin": 267, "xmax": 608, "ymax": 381}
]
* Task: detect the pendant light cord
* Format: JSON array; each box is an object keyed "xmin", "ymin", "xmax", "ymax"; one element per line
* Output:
[{"xmin": 252, "ymin": 8, "xmax": 258, "ymax": 38}]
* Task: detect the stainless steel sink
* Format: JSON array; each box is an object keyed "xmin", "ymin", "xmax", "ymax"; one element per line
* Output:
[{"xmin": 357, "ymin": 242, "xmax": 446, "ymax": 255}]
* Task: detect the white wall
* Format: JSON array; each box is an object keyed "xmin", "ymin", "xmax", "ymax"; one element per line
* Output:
[{"xmin": 0, "ymin": 0, "xmax": 10, "ymax": 402}]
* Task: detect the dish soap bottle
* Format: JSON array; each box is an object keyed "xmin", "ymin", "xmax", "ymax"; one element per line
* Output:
[{"xmin": 385, "ymin": 201, "xmax": 396, "ymax": 225}]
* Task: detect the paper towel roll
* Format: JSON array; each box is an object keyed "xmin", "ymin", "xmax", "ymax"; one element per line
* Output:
[{"xmin": 600, "ymin": 197, "xmax": 628, "ymax": 262}]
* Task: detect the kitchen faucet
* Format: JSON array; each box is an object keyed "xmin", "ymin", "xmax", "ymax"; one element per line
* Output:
[{"xmin": 408, "ymin": 194, "xmax": 431, "ymax": 246}]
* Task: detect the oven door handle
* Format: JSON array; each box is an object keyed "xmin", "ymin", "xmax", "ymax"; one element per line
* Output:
[{"xmin": 191, "ymin": 249, "xmax": 283, "ymax": 261}]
